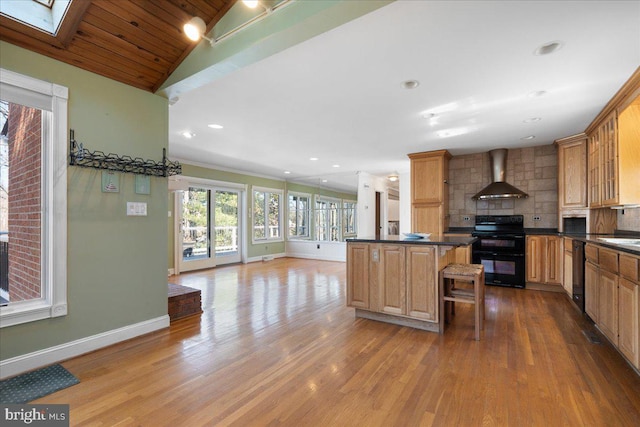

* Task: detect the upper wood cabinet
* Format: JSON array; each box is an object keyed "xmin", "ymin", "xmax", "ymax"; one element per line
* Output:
[
  {"xmin": 408, "ymin": 150, "xmax": 451, "ymax": 235},
  {"xmin": 556, "ymin": 135, "xmax": 587, "ymax": 209},
  {"xmin": 586, "ymin": 68, "xmax": 640, "ymax": 207}
]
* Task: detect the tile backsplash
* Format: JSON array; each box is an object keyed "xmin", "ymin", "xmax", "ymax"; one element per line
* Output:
[
  {"xmin": 449, "ymin": 145, "xmax": 558, "ymax": 229},
  {"xmin": 618, "ymin": 208, "xmax": 640, "ymax": 232}
]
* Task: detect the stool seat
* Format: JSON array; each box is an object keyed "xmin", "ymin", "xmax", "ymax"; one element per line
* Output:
[{"xmin": 439, "ymin": 263, "xmax": 485, "ymax": 340}]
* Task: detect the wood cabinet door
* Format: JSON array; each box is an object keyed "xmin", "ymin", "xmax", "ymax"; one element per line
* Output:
[
  {"xmin": 563, "ymin": 250, "xmax": 573, "ymax": 296},
  {"xmin": 346, "ymin": 243, "xmax": 370, "ymax": 309},
  {"xmin": 378, "ymin": 245, "xmax": 406, "ymax": 315},
  {"xmin": 618, "ymin": 277, "xmax": 639, "ymax": 368},
  {"xmin": 600, "ymin": 112, "xmax": 619, "ymax": 206},
  {"xmin": 412, "ymin": 204, "xmax": 441, "ymax": 235},
  {"xmin": 558, "ymin": 139, "xmax": 587, "ymax": 209},
  {"xmin": 585, "ymin": 261, "xmax": 599, "ymax": 322},
  {"xmin": 598, "ymin": 268, "xmax": 619, "ymax": 345},
  {"xmin": 406, "ymin": 245, "xmax": 437, "ymax": 321},
  {"xmin": 526, "ymin": 236, "xmax": 544, "ymax": 283},
  {"xmin": 545, "ymin": 236, "xmax": 563, "ymax": 285},
  {"xmin": 412, "ymin": 156, "xmax": 443, "ymax": 204},
  {"xmin": 588, "ymin": 130, "xmax": 601, "ymax": 207}
]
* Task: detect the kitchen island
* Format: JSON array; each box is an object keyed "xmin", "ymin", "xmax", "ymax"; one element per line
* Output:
[{"xmin": 346, "ymin": 235, "xmax": 476, "ymax": 333}]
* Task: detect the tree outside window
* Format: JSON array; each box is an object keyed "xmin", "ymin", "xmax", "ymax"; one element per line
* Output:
[{"xmin": 253, "ymin": 188, "xmax": 282, "ymax": 242}]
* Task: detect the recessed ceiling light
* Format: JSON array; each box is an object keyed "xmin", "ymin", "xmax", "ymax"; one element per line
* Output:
[
  {"xmin": 333, "ymin": 164, "xmax": 340, "ymax": 168},
  {"xmin": 284, "ymin": 171, "xmax": 291, "ymax": 174},
  {"xmin": 402, "ymin": 80, "xmax": 420, "ymax": 89},
  {"xmin": 310, "ymin": 157, "xmax": 318, "ymax": 161},
  {"xmin": 534, "ymin": 40, "xmax": 563, "ymax": 56},
  {"xmin": 528, "ymin": 90, "xmax": 547, "ymax": 98},
  {"xmin": 208, "ymin": 124, "xmax": 223, "ymax": 129},
  {"xmin": 322, "ymin": 179, "xmax": 328, "ymax": 183},
  {"xmin": 520, "ymin": 135, "xmax": 536, "ymax": 140},
  {"xmin": 181, "ymin": 131, "xmax": 195, "ymax": 138},
  {"xmin": 523, "ymin": 117, "xmax": 542, "ymax": 123}
]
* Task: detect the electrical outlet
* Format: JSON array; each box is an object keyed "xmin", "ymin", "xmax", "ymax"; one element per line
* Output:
[
  {"xmin": 533, "ymin": 216, "xmax": 541, "ymax": 221},
  {"xmin": 463, "ymin": 216, "xmax": 471, "ymax": 221}
]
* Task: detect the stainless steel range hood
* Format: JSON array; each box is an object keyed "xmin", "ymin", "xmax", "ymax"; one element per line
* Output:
[{"xmin": 472, "ymin": 149, "xmax": 529, "ymax": 200}]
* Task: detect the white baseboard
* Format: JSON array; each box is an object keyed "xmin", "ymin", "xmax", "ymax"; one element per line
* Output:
[
  {"xmin": 246, "ymin": 252, "xmax": 286, "ymax": 263},
  {"xmin": 285, "ymin": 253, "xmax": 346, "ymax": 262},
  {"xmin": 0, "ymin": 315, "xmax": 170, "ymax": 379},
  {"xmin": 168, "ymin": 268, "xmax": 175, "ymax": 276}
]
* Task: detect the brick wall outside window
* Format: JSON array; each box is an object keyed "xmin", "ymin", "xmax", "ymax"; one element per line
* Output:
[{"xmin": 7, "ymin": 103, "xmax": 42, "ymax": 301}]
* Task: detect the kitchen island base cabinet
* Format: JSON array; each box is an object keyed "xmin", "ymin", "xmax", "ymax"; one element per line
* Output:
[{"xmin": 346, "ymin": 238, "xmax": 467, "ymax": 333}]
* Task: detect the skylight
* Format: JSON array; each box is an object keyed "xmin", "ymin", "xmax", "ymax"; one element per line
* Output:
[{"xmin": 0, "ymin": 0, "xmax": 71, "ymax": 35}]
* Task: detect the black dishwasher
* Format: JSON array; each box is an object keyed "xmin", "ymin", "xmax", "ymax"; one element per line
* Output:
[{"xmin": 572, "ymin": 240, "xmax": 585, "ymax": 312}]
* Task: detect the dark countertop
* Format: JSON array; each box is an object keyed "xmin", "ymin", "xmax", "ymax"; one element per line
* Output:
[
  {"xmin": 347, "ymin": 235, "xmax": 476, "ymax": 247},
  {"xmin": 566, "ymin": 234, "xmax": 640, "ymax": 256}
]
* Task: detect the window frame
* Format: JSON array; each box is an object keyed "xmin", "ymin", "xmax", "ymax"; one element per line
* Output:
[
  {"xmin": 315, "ymin": 196, "xmax": 342, "ymax": 242},
  {"xmin": 0, "ymin": 68, "xmax": 68, "ymax": 328},
  {"xmin": 342, "ymin": 199, "xmax": 357, "ymax": 238},
  {"xmin": 252, "ymin": 186, "xmax": 283, "ymax": 243},
  {"xmin": 287, "ymin": 192, "xmax": 311, "ymax": 240}
]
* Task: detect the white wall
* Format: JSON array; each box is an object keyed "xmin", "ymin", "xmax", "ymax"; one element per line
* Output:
[
  {"xmin": 399, "ymin": 171, "xmax": 411, "ymax": 235},
  {"xmin": 356, "ymin": 172, "xmax": 390, "ymax": 238},
  {"xmin": 286, "ymin": 240, "xmax": 346, "ymax": 262}
]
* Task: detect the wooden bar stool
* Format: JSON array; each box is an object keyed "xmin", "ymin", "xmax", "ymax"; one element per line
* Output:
[{"xmin": 439, "ymin": 263, "xmax": 485, "ymax": 340}]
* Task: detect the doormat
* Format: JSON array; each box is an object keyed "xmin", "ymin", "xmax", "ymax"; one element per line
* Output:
[{"xmin": 0, "ymin": 364, "xmax": 79, "ymax": 404}]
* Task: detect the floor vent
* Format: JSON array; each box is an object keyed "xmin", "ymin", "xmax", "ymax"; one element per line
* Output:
[{"xmin": 582, "ymin": 329, "xmax": 602, "ymax": 344}]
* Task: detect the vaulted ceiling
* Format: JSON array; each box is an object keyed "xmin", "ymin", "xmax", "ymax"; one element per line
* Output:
[{"xmin": 0, "ymin": 0, "xmax": 236, "ymax": 92}]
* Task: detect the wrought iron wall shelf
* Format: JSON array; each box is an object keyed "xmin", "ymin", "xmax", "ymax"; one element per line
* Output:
[{"xmin": 69, "ymin": 129, "xmax": 181, "ymax": 177}]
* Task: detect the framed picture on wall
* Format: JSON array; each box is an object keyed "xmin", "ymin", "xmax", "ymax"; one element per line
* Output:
[
  {"xmin": 135, "ymin": 175, "xmax": 151, "ymax": 195},
  {"xmin": 101, "ymin": 171, "xmax": 119, "ymax": 193}
]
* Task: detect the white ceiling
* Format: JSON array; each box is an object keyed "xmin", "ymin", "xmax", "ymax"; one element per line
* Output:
[{"xmin": 168, "ymin": 0, "xmax": 640, "ymax": 193}]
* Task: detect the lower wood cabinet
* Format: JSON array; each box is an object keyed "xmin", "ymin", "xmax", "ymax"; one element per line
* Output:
[
  {"xmin": 526, "ymin": 235, "xmax": 563, "ymax": 285},
  {"xmin": 563, "ymin": 240, "xmax": 573, "ymax": 296},
  {"xmin": 619, "ymin": 277, "xmax": 639, "ymax": 367},
  {"xmin": 406, "ymin": 246, "xmax": 437, "ymax": 321},
  {"xmin": 585, "ymin": 243, "xmax": 640, "ymax": 371},
  {"xmin": 598, "ymin": 268, "xmax": 619, "ymax": 345},
  {"xmin": 346, "ymin": 243, "xmax": 370, "ymax": 309},
  {"xmin": 379, "ymin": 245, "xmax": 406, "ymax": 315},
  {"xmin": 585, "ymin": 259, "xmax": 599, "ymax": 322},
  {"xmin": 346, "ymin": 242, "xmax": 447, "ymax": 328}
]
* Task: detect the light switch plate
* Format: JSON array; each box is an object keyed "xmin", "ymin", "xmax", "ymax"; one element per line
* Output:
[{"xmin": 127, "ymin": 202, "xmax": 147, "ymax": 216}]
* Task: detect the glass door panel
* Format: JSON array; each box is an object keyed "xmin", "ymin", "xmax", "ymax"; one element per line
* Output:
[
  {"xmin": 179, "ymin": 187, "xmax": 215, "ymax": 271},
  {"xmin": 214, "ymin": 190, "xmax": 240, "ymax": 265}
]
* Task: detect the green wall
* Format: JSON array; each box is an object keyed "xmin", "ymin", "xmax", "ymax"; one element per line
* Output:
[
  {"xmin": 0, "ymin": 42, "xmax": 169, "ymax": 360},
  {"xmin": 167, "ymin": 164, "xmax": 356, "ymax": 268}
]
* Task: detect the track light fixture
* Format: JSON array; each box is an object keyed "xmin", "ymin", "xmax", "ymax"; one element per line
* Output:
[{"xmin": 183, "ymin": 16, "xmax": 214, "ymax": 46}]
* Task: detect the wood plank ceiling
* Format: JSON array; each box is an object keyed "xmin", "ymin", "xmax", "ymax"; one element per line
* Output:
[{"xmin": 0, "ymin": 0, "xmax": 237, "ymax": 92}]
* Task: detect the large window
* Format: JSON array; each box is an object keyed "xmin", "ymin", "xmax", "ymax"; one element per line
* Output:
[
  {"xmin": 288, "ymin": 193, "xmax": 310, "ymax": 239},
  {"xmin": 315, "ymin": 197, "xmax": 341, "ymax": 242},
  {"xmin": 0, "ymin": 69, "xmax": 68, "ymax": 327},
  {"xmin": 253, "ymin": 187, "xmax": 283, "ymax": 242},
  {"xmin": 343, "ymin": 200, "xmax": 357, "ymax": 237}
]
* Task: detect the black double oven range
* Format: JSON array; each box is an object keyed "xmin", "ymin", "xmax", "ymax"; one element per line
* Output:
[{"xmin": 472, "ymin": 215, "xmax": 526, "ymax": 288}]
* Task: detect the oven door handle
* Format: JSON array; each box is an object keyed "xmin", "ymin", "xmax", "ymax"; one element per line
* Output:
[{"xmin": 473, "ymin": 234, "xmax": 524, "ymax": 239}]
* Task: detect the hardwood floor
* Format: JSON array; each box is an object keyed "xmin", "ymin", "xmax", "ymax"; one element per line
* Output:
[{"xmin": 35, "ymin": 258, "xmax": 640, "ymax": 426}]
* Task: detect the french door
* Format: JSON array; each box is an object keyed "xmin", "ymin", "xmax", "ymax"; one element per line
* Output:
[{"xmin": 178, "ymin": 187, "xmax": 242, "ymax": 272}]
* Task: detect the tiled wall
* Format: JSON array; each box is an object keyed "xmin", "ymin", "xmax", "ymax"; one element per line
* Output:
[
  {"xmin": 449, "ymin": 145, "xmax": 558, "ymax": 229},
  {"xmin": 618, "ymin": 208, "xmax": 640, "ymax": 232}
]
